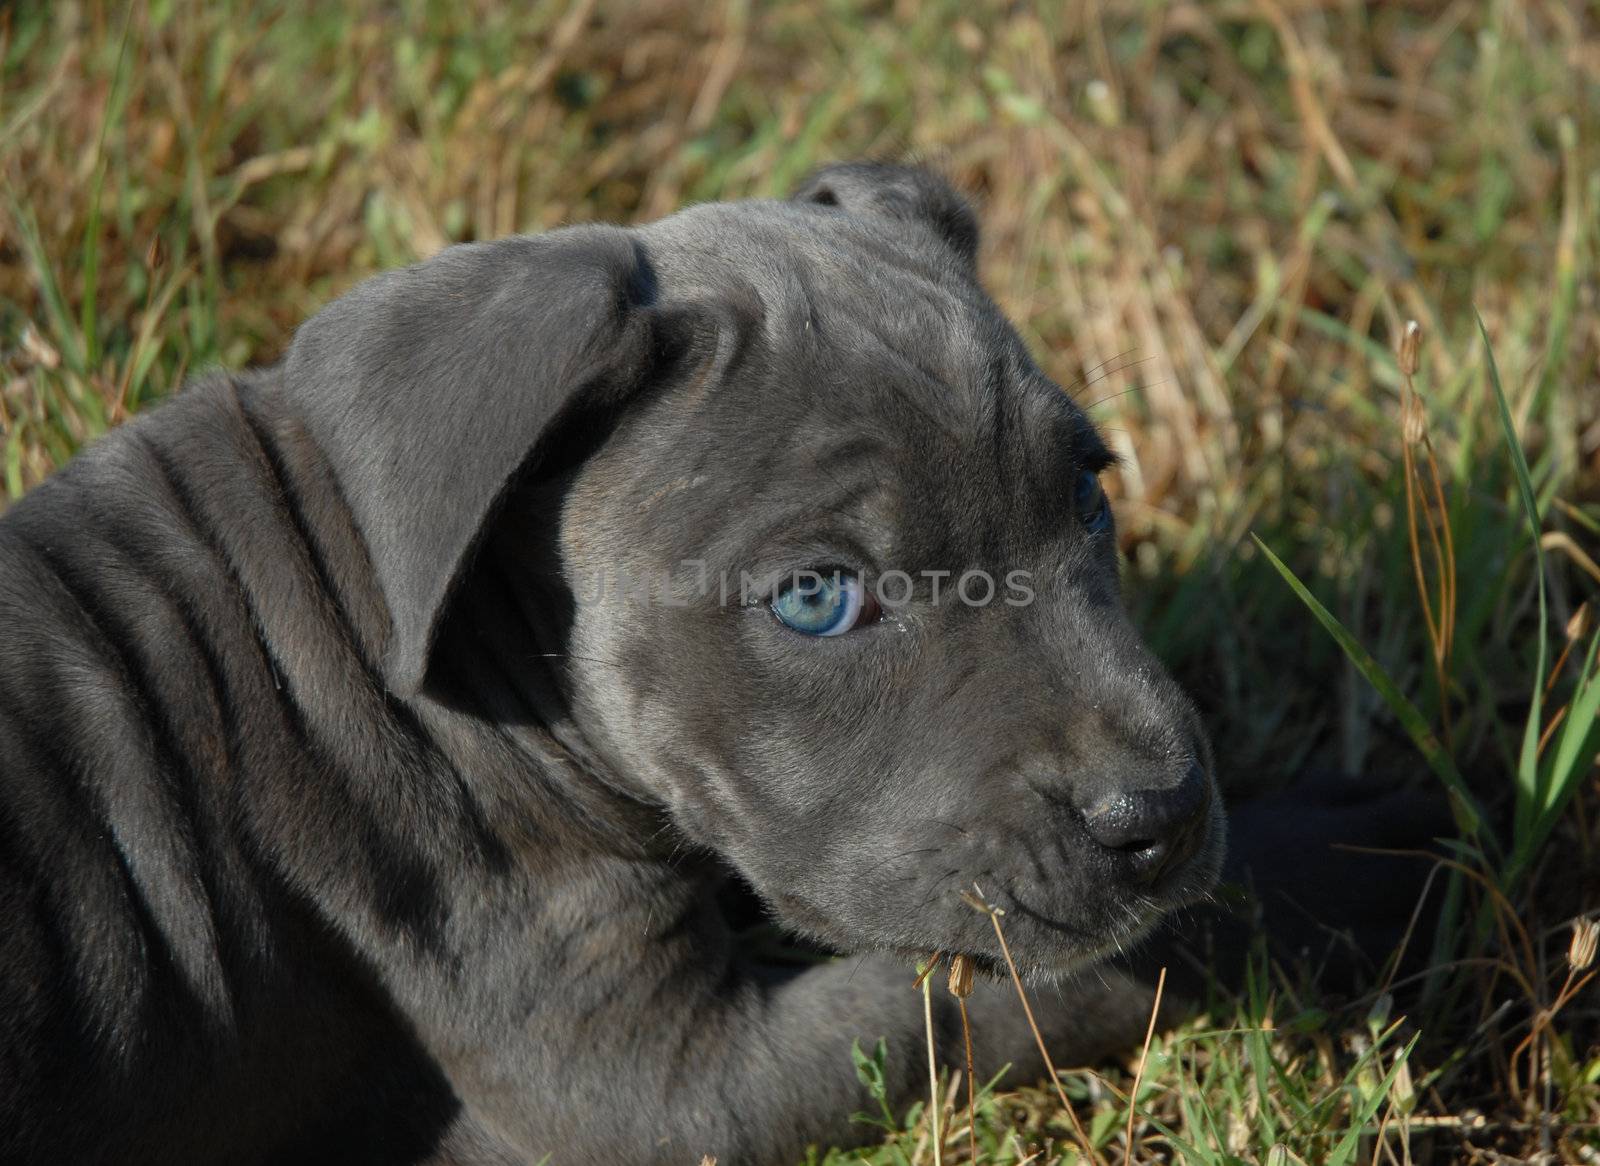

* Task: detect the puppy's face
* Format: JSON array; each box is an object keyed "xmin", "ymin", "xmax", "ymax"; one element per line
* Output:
[{"xmin": 553, "ymin": 193, "xmax": 1223, "ymax": 975}]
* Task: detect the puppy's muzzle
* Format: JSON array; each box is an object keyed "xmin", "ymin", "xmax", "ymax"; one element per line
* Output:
[{"xmin": 1077, "ymin": 761, "xmax": 1211, "ymax": 887}]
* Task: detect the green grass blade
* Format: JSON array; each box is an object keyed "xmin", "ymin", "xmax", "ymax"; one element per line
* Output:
[
  {"xmin": 1477, "ymin": 311, "xmax": 1550, "ymax": 867},
  {"xmin": 1522, "ymin": 627, "xmax": 1600, "ymax": 870},
  {"xmin": 7, "ymin": 198, "xmax": 86, "ymax": 374},
  {"xmin": 1547, "ymin": 629, "xmax": 1600, "ymax": 806},
  {"xmin": 1140, "ymin": 1114, "xmax": 1213, "ymax": 1164},
  {"xmin": 79, "ymin": 6, "xmax": 137, "ymax": 371},
  {"xmin": 1325, "ymin": 1033, "xmax": 1419, "ymax": 1166},
  {"xmin": 1252, "ymin": 535, "xmax": 1482, "ymax": 840}
]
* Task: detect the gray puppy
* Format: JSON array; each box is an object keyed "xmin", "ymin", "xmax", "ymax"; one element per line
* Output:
[{"xmin": 0, "ymin": 164, "xmax": 1421, "ymax": 1164}]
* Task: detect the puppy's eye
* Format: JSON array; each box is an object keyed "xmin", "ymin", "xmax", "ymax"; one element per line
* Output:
[
  {"xmin": 1074, "ymin": 470, "xmax": 1112, "ymax": 533},
  {"xmin": 771, "ymin": 572, "xmax": 880, "ymax": 637}
]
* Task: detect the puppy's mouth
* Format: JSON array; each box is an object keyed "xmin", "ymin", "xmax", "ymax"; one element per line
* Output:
[
  {"xmin": 994, "ymin": 889, "xmax": 1170, "ymax": 972},
  {"xmin": 880, "ymin": 912, "xmax": 1159, "ymax": 986},
  {"xmin": 751, "ymin": 765, "xmax": 1226, "ymax": 974},
  {"xmin": 727, "ymin": 803, "xmax": 1225, "ymax": 978},
  {"xmin": 761, "ymin": 875, "xmax": 1180, "ymax": 982}
]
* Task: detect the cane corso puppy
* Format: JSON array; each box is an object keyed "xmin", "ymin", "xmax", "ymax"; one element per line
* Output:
[{"xmin": 0, "ymin": 164, "xmax": 1429, "ymax": 1164}]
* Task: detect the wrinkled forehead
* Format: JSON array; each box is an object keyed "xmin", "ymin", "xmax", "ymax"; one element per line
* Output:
[
  {"xmin": 625, "ymin": 200, "xmax": 1110, "ymax": 573},
  {"xmin": 641, "ymin": 201, "xmax": 1007, "ymax": 389},
  {"xmin": 637, "ymin": 199, "xmax": 1089, "ymax": 447}
]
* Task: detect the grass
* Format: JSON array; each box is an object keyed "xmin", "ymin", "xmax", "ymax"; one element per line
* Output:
[{"xmin": 3, "ymin": 1, "xmax": 1598, "ymax": 1161}]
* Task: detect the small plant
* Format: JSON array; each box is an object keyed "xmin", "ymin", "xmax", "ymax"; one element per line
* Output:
[{"xmin": 1257, "ymin": 316, "xmax": 1599, "ymax": 1143}]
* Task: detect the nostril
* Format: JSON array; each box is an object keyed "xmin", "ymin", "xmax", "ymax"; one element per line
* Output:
[
  {"xmin": 1120, "ymin": 839, "xmax": 1170, "ymax": 884},
  {"xmin": 1078, "ymin": 761, "xmax": 1211, "ymax": 883},
  {"xmin": 1111, "ymin": 836, "xmax": 1169, "ymax": 885}
]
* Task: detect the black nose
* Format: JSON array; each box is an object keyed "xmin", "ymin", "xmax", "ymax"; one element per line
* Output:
[{"xmin": 1080, "ymin": 761, "xmax": 1211, "ymax": 885}]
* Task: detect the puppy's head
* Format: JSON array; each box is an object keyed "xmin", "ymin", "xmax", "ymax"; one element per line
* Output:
[{"xmin": 286, "ymin": 163, "xmax": 1223, "ymax": 976}]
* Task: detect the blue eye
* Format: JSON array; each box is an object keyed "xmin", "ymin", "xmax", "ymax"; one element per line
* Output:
[
  {"xmin": 1075, "ymin": 470, "xmax": 1111, "ymax": 533},
  {"xmin": 771, "ymin": 571, "xmax": 878, "ymax": 636}
]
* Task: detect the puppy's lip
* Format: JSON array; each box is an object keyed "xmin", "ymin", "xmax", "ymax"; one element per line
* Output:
[
  {"xmin": 763, "ymin": 850, "xmax": 1215, "ymax": 973},
  {"xmin": 1140, "ymin": 855, "xmax": 1223, "ymax": 907},
  {"xmin": 1147, "ymin": 814, "xmax": 1229, "ymax": 903},
  {"xmin": 1003, "ymin": 889, "xmax": 1165, "ymax": 950},
  {"xmin": 913, "ymin": 938, "xmax": 1127, "ymax": 983},
  {"xmin": 907, "ymin": 886, "xmax": 1168, "ymax": 978}
]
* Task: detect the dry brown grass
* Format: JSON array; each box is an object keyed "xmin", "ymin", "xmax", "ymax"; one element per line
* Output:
[{"xmin": 4, "ymin": 1, "xmax": 1600, "ymax": 1160}]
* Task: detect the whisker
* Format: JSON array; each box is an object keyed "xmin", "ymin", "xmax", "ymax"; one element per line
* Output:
[
  {"xmin": 530, "ymin": 651, "xmax": 633, "ymax": 673},
  {"xmin": 859, "ymin": 846, "xmax": 943, "ymax": 877},
  {"xmin": 1064, "ymin": 347, "xmax": 1142, "ymax": 398},
  {"xmin": 1081, "ymin": 382, "xmax": 1147, "ymax": 412}
]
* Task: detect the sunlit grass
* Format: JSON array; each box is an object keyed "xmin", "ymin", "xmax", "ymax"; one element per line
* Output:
[{"xmin": 2, "ymin": 2, "xmax": 1596, "ymax": 1160}]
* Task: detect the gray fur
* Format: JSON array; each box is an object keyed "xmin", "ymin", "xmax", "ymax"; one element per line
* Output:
[{"xmin": 0, "ymin": 165, "xmax": 1433, "ymax": 1164}]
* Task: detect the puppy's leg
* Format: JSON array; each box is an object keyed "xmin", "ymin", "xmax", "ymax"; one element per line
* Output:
[
  {"xmin": 445, "ymin": 932, "xmax": 1157, "ymax": 1165},
  {"xmin": 687, "ymin": 955, "xmax": 1159, "ymax": 1160},
  {"xmin": 429, "ymin": 780, "xmax": 1441, "ymax": 1166}
]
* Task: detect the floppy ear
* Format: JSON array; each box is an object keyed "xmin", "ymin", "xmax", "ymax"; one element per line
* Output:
[
  {"xmin": 283, "ymin": 225, "xmax": 665, "ymax": 697},
  {"xmin": 791, "ymin": 162, "xmax": 979, "ymax": 268}
]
